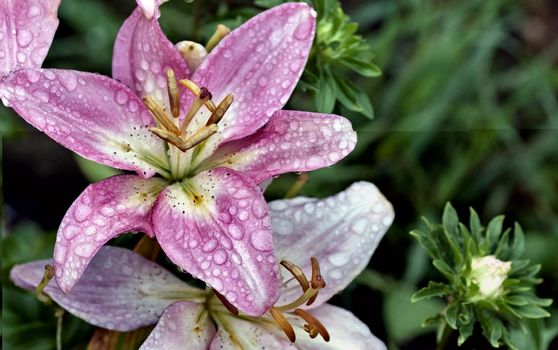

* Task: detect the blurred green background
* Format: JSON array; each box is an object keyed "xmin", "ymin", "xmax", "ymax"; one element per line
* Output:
[{"xmin": 2, "ymin": 0, "xmax": 557, "ymax": 349}]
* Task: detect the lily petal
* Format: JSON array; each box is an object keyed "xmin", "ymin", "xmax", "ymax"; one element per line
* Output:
[
  {"xmin": 270, "ymin": 182, "xmax": 394, "ymax": 307},
  {"xmin": 113, "ymin": 7, "xmax": 189, "ymax": 104},
  {"xmin": 0, "ymin": 0, "xmax": 61, "ymax": 77},
  {"xmin": 0, "ymin": 69, "xmax": 169, "ymax": 177},
  {"xmin": 54, "ymin": 175, "xmax": 167, "ymax": 293},
  {"xmin": 152, "ymin": 167, "xmax": 281, "ymax": 316},
  {"xmin": 10, "ymin": 246, "xmax": 199, "ymax": 331},
  {"xmin": 209, "ymin": 304, "xmax": 386, "ymax": 350},
  {"xmin": 140, "ymin": 301, "xmax": 216, "ymax": 350},
  {"xmin": 201, "ymin": 110, "xmax": 357, "ymax": 183},
  {"xmin": 188, "ymin": 3, "xmax": 316, "ymax": 163}
]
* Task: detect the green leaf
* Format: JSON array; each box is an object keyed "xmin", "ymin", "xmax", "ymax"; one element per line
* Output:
[
  {"xmin": 432, "ymin": 259, "xmax": 455, "ymax": 281},
  {"xmin": 486, "ymin": 215, "xmax": 505, "ymax": 249},
  {"xmin": 332, "ymin": 70, "xmax": 374, "ymax": 118},
  {"xmin": 411, "ymin": 282, "xmax": 450, "ymax": 302},
  {"xmin": 469, "ymin": 207, "xmax": 483, "ymax": 243},
  {"xmin": 457, "ymin": 315, "xmax": 475, "ymax": 345},
  {"xmin": 515, "ymin": 305, "xmax": 551, "ymax": 319},
  {"xmin": 509, "ymin": 223, "xmax": 525, "ymax": 260},
  {"xmin": 442, "ymin": 202, "xmax": 459, "ymax": 236},
  {"xmin": 339, "ymin": 56, "xmax": 382, "ymax": 77},
  {"xmin": 444, "ymin": 302, "xmax": 458, "ymax": 329},
  {"xmin": 315, "ymin": 65, "xmax": 337, "ymax": 113}
]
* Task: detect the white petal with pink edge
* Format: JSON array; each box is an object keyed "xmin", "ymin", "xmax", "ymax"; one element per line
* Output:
[
  {"xmin": 152, "ymin": 167, "xmax": 281, "ymax": 316},
  {"xmin": 270, "ymin": 182, "xmax": 394, "ymax": 308},
  {"xmin": 140, "ymin": 301, "xmax": 216, "ymax": 350},
  {"xmin": 11, "ymin": 246, "xmax": 200, "ymax": 331},
  {"xmin": 54, "ymin": 175, "xmax": 167, "ymax": 293}
]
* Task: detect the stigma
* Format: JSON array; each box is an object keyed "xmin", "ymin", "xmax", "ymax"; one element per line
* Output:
[{"xmin": 142, "ymin": 69, "xmax": 234, "ymax": 153}]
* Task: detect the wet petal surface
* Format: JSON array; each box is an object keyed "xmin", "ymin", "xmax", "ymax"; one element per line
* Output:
[
  {"xmin": 270, "ymin": 182, "xmax": 394, "ymax": 307},
  {"xmin": 54, "ymin": 175, "xmax": 167, "ymax": 292},
  {"xmin": 152, "ymin": 167, "xmax": 281, "ymax": 316},
  {"xmin": 0, "ymin": 0, "xmax": 60, "ymax": 76},
  {"xmin": 210, "ymin": 304, "xmax": 386, "ymax": 350},
  {"xmin": 186, "ymin": 3, "xmax": 317, "ymax": 165},
  {"xmin": 11, "ymin": 246, "xmax": 198, "ymax": 331},
  {"xmin": 141, "ymin": 301, "xmax": 216, "ymax": 350},
  {"xmin": 113, "ymin": 8, "xmax": 189, "ymax": 105},
  {"xmin": 201, "ymin": 110, "xmax": 357, "ymax": 183},
  {"xmin": 0, "ymin": 69, "xmax": 169, "ymax": 177}
]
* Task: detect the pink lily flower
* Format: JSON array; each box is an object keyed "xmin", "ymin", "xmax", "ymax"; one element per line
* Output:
[
  {"xmin": 11, "ymin": 182, "xmax": 394, "ymax": 349},
  {"xmin": 0, "ymin": 0, "xmax": 60, "ymax": 78},
  {"xmin": 0, "ymin": 2, "xmax": 357, "ymax": 315}
]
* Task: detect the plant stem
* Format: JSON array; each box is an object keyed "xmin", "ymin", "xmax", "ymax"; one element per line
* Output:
[{"xmin": 436, "ymin": 322, "xmax": 453, "ymax": 350}]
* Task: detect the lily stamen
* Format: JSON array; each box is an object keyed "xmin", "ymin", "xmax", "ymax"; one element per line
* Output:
[
  {"xmin": 35, "ymin": 264, "xmax": 54, "ymax": 304},
  {"xmin": 181, "ymin": 124, "xmax": 218, "ymax": 150},
  {"xmin": 166, "ymin": 69, "xmax": 181, "ymax": 118},
  {"xmin": 280, "ymin": 259, "xmax": 310, "ymax": 292},
  {"xmin": 205, "ymin": 24, "xmax": 231, "ymax": 52},
  {"xmin": 213, "ymin": 290, "xmax": 239, "ymax": 315},
  {"xmin": 149, "ymin": 127, "xmax": 188, "ymax": 151},
  {"xmin": 206, "ymin": 94, "xmax": 234, "ymax": 126},
  {"xmin": 143, "ymin": 96, "xmax": 181, "ymax": 135},
  {"xmin": 179, "ymin": 79, "xmax": 217, "ymax": 112},
  {"xmin": 294, "ymin": 308, "xmax": 330, "ymax": 341},
  {"xmin": 269, "ymin": 307, "xmax": 296, "ymax": 343}
]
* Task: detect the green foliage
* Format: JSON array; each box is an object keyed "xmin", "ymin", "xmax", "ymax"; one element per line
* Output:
[
  {"xmin": 304, "ymin": 0, "xmax": 379, "ymax": 118},
  {"xmin": 411, "ymin": 204, "xmax": 553, "ymax": 349}
]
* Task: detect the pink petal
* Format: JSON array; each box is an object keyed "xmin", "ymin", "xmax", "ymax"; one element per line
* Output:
[
  {"xmin": 152, "ymin": 167, "xmax": 281, "ymax": 316},
  {"xmin": 209, "ymin": 304, "xmax": 386, "ymax": 350},
  {"xmin": 0, "ymin": 69, "xmax": 169, "ymax": 177},
  {"xmin": 54, "ymin": 175, "xmax": 167, "ymax": 293},
  {"xmin": 140, "ymin": 301, "xmax": 216, "ymax": 350},
  {"xmin": 187, "ymin": 3, "xmax": 317, "ymax": 163},
  {"xmin": 136, "ymin": 0, "xmax": 158, "ymax": 19},
  {"xmin": 112, "ymin": 7, "xmax": 189, "ymax": 103},
  {"xmin": 201, "ymin": 110, "xmax": 357, "ymax": 183},
  {"xmin": 10, "ymin": 246, "xmax": 200, "ymax": 331},
  {"xmin": 270, "ymin": 182, "xmax": 394, "ymax": 308},
  {"xmin": 0, "ymin": 0, "xmax": 61, "ymax": 76}
]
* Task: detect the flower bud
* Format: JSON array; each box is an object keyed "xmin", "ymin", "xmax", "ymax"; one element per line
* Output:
[{"xmin": 469, "ymin": 255, "xmax": 511, "ymax": 300}]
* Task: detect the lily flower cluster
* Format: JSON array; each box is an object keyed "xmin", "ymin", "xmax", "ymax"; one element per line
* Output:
[
  {"xmin": 3, "ymin": 0, "xmax": 394, "ymax": 348},
  {"xmin": 2, "ymin": 0, "xmax": 357, "ymax": 315},
  {"xmin": 12, "ymin": 182, "xmax": 394, "ymax": 349}
]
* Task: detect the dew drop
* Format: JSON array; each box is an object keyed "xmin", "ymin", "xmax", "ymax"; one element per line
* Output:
[{"xmin": 250, "ymin": 230, "xmax": 273, "ymax": 251}]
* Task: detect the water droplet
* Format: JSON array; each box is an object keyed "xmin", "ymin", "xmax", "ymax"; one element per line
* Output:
[
  {"xmin": 294, "ymin": 18, "xmax": 313, "ymax": 41},
  {"xmin": 115, "ymin": 90, "xmax": 128, "ymax": 105},
  {"xmin": 250, "ymin": 230, "xmax": 273, "ymax": 251},
  {"xmin": 328, "ymin": 252, "xmax": 350, "ymax": 266},
  {"xmin": 228, "ymin": 224, "xmax": 244, "ymax": 240},
  {"xmin": 202, "ymin": 238, "xmax": 218, "ymax": 253},
  {"xmin": 17, "ymin": 30, "xmax": 33, "ymax": 48},
  {"xmin": 213, "ymin": 250, "xmax": 228, "ymax": 265},
  {"xmin": 74, "ymin": 204, "xmax": 92, "ymax": 222}
]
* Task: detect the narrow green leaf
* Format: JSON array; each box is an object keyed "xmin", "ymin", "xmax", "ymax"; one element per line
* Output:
[
  {"xmin": 515, "ymin": 305, "xmax": 551, "ymax": 319},
  {"xmin": 486, "ymin": 215, "xmax": 505, "ymax": 249},
  {"xmin": 339, "ymin": 56, "xmax": 382, "ymax": 77},
  {"xmin": 509, "ymin": 223, "xmax": 525, "ymax": 259},
  {"xmin": 442, "ymin": 202, "xmax": 459, "ymax": 236},
  {"xmin": 469, "ymin": 207, "xmax": 483, "ymax": 242},
  {"xmin": 315, "ymin": 66, "xmax": 336, "ymax": 113},
  {"xmin": 444, "ymin": 302, "xmax": 458, "ymax": 329},
  {"xmin": 411, "ymin": 282, "xmax": 450, "ymax": 302},
  {"xmin": 432, "ymin": 259, "xmax": 455, "ymax": 281}
]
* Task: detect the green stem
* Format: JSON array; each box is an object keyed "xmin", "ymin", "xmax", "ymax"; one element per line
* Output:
[
  {"xmin": 55, "ymin": 308, "xmax": 65, "ymax": 350},
  {"xmin": 436, "ymin": 321, "xmax": 453, "ymax": 350},
  {"xmin": 355, "ymin": 269, "xmax": 398, "ymax": 294}
]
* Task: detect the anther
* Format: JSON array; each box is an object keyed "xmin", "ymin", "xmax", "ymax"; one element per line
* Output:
[
  {"xmin": 213, "ymin": 290, "xmax": 239, "ymax": 315},
  {"xmin": 206, "ymin": 94, "xmax": 234, "ymax": 126},
  {"xmin": 179, "ymin": 80, "xmax": 217, "ymax": 112},
  {"xmin": 181, "ymin": 124, "xmax": 218, "ymax": 151},
  {"xmin": 166, "ymin": 69, "xmax": 181, "ymax": 119},
  {"xmin": 205, "ymin": 24, "xmax": 231, "ymax": 52},
  {"xmin": 280, "ymin": 260, "xmax": 309, "ymax": 292},
  {"xmin": 143, "ymin": 97, "xmax": 181, "ymax": 135},
  {"xmin": 307, "ymin": 256, "xmax": 325, "ymax": 306},
  {"xmin": 269, "ymin": 307, "xmax": 296, "ymax": 343},
  {"xmin": 294, "ymin": 308, "xmax": 330, "ymax": 342},
  {"xmin": 199, "ymin": 87, "xmax": 212, "ymax": 100},
  {"xmin": 150, "ymin": 127, "xmax": 187, "ymax": 151},
  {"xmin": 35, "ymin": 264, "xmax": 54, "ymax": 304}
]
